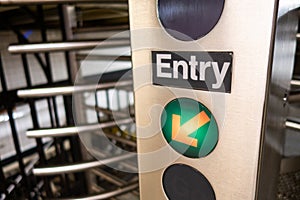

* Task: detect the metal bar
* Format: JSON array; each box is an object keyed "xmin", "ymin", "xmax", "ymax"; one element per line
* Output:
[
  {"xmin": 26, "ymin": 118, "xmax": 132, "ymax": 138},
  {"xmin": 37, "ymin": 5, "xmax": 53, "ymax": 83},
  {"xmin": 73, "ymin": 25, "xmax": 129, "ymax": 33},
  {"xmin": 0, "ymin": 0, "xmax": 127, "ymax": 5},
  {"xmin": 291, "ymin": 79, "xmax": 300, "ymax": 86},
  {"xmin": 287, "ymin": 94, "xmax": 300, "ymax": 103},
  {"xmin": 33, "ymin": 153, "xmax": 135, "ymax": 176},
  {"xmin": 0, "ymin": 159, "xmax": 7, "ymax": 197},
  {"xmin": 7, "ymin": 108, "xmax": 31, "ymax": 197},
  {"xmin": 286, "ymin": 120, "xmax": 300, "ymax": 130},
  {"xmin": 76, "ymin": 3, "xmax": 128, "ymax": 9},
  {"xmin": 16, "ymin": 34, "xmax": 49, "ymax": 199},
  {"xmin": 29, "ymin": 100, "xmax": 53, "ymax": 197},
  {"xmin": 88, "ymin": 148, "xmax": 138, "ymax": 172},
  {"xmin": 0, "ymin": 56, "xmax": 7, "ymax": 91},
  {"xmin": 58, "ymin": 6, "xmax": 87, "ymax": 192},
  {"xmin": 17, "ymin": 80, "xmax": 132, "ymax": 98},
  {"xmin": 86, "ymin": 105, "xmax": 131, "ymax": 118},
  {"xmin": 2, "ymin": 51, "xmax": 32, "ymax": 197},
  {"xmin": 8, "ymin": 40, "xmax": 130, "ymax": 54},
  {"xmin": 94, "ymin": 93, "xmax": 101, "ymax": 123},
  {"xmin": 50, "ymin": 182, "xmax": 138, "ymax": 200},
  {"xmin": 92, "ymin": 168, "xmax": 126, "ymax": 187},
  {"xmin": 105, "ymin": 90, "xmax": 111, "ymax": 121},
  {"xmin": 94, "ymin": 131, "xmax": 137, "ymax": 147},
  {"xmin": 76, "ymin": 54, "xmax": 131, "ymax": 62}
]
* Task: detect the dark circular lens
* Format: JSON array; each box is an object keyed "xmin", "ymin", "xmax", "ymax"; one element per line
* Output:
[
  {"xmin": 163, "ymin": 164, "xmax": 216, "ymax": 200},
  {"xmin": 157, "ymin": 0, "xmax": 225, "ymax": 41}
]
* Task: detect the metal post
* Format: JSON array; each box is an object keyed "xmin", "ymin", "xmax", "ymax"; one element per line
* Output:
[{"xmin": 58, "ymin": 4, "xmax": 88, "ymax": 194}]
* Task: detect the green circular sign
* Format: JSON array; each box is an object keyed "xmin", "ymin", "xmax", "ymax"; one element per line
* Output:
[{"xmin": 161, "ymin": 98, "xmax": 218, "ymax": 158}]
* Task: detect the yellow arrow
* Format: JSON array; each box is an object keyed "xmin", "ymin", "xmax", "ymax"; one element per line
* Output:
[{"xmin": 172, "ymin": 111, "xmax": 210, "ymax": 147}]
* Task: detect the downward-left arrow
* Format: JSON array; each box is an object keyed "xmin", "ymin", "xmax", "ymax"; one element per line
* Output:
[{"xmin": 172, "ymin": 111, "xmax": 210, "ymax": 147}]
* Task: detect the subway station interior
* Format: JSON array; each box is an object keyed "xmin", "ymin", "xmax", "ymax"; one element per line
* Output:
[{"xmin": 0, "ymin": 0, "xmax": 299, "ymax": 200}]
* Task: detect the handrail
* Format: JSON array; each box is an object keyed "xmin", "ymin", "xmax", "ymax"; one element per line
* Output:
[
  {"xmin": 17, "ymin": 80, "xmax": 132, "ymax": 98},
  {"xmin": 52, "ymin": 182, "xmax": 138, "ymax": 200},
  {"xmin": 8, "ymin": 39, "xmax": 129, "ymax": 54},
  {"xmin": 33, "ymin": 153, "xmax": 135, "ymax": 176},
  {"xmin": 26, "ymin": 118, "xmax": 132, "ymax": 138},
  {"xmin": 0, "ymin": 0, "xmax": 127, "ymax": 5}
]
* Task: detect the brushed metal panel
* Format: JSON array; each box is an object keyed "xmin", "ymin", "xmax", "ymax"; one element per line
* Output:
[{"xmin": 128, "ymin": 0, "xmax": 298, "ymax": 199}]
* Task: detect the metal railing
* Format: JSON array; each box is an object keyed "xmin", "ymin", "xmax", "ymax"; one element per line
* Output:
[
  {"xmin": 17, "ymin": 80, "xmax": 132, "ymax": 98},
  {"xmin": 26, "ymin": 118, "xmax": 132, "ymax": 138},
  {"xmin": 33, "ymin": 153, "xmax": 135, "ymax": 176},
  {"xmin": 55, "ymin": 182, "xmax": 138, "ymax": 200},
  {"xmin": 9, "ymin": 39, "xmax": 130, "ymax": 54}
]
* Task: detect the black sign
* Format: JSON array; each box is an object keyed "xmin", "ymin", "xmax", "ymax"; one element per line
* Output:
[{"xmin": 152, "ymin": 51, "xmax": 233, "ymax": 93}]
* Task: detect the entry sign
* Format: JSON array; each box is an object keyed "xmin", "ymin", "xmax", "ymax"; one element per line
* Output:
[
  {"xmin": 161, "ymin": 98, "xmax": 218, "ymax": 158},
  {"xmin": 152, "ymin": 51, "xmax": 233, "ymax": 93}
]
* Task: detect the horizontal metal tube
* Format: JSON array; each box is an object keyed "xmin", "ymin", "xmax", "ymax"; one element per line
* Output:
[
  {"xmin": 27, "ymin": 118, "xmax": 132, "ymax": 138},
  {"xmin": 76, "ymin": 54, "xmax": 131, "ymax": 61},
  {"xmin": 285, "ymin": 120, "xmax": 300, "ymax": 130},
  {"xmin": 288, "ymin": 94, "xmax": 300, "ymax": 103},
  {"xmin": 33, "ymin": 153, "xmax": 135, "ymax": 176},
  {"xmin": 88, "ymin": 148, "xmax": 138, "ymax": 172},
  {"xmin": 17, "ymin": 80, "xmax": 132, "ymax": 98},
  {"xmin": 290, "ymin": 79, "xmax": 300, "ymax": 86},
  {"xmin": 73, "ymin": 25, "xmax": 129, "ymax": 33},
  {"xmin": 77, "ymin": 3, "xmax": 128, "ymax": 9},
  {"xmin": 92, "ymin": 168, "xmax": 126, "ymax": 186},
  {"xmin": 96, "ymin": 131, "xmax": 136, "ymax": 147},
  {"xmin": 89, "ymin": 105, "xmax": 131, "ymax": 118},
  {"xmin": 53, "ymin": 182, "xmax": 138, "ymax": 200},
  {"xmin": 8, "ymin": 40, "xmax": 129, "ymax": 54},
  {"xmin": 0, "ymin": 0, "xmax": 127, "ymax": 5}
]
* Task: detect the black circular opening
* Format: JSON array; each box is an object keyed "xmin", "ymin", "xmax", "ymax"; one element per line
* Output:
[
  {"xmin": 162, "ymin": 164, "xmax": 216, "ymax": 200},
  {"xmin": 157, "ymin": 0, "xmax": 225, "ymax": 41}
]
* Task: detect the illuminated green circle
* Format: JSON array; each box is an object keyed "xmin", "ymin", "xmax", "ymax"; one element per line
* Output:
[{"xmin": 161, "ymin": 98, "xmax": 218, "ymax": 158}]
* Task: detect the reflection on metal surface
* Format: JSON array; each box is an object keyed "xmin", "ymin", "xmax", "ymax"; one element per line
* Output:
[
  {"xmin": 17, "ymin": 80, "xmax": 132, "ymax": 98},
  {"xmin": 8, "ymin": 40, "xmax": 130, "ymax": 54},
  {"xmin": 33, "ymin": 153, "xmax": 135, "ymax": 176},
  {"xmin": 55, "ymin": 182, "xmax": 138, "ymax": 200},
  {"xmin": 26, "ymin": 118, "xmax": 132, "ymax": 138}
]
